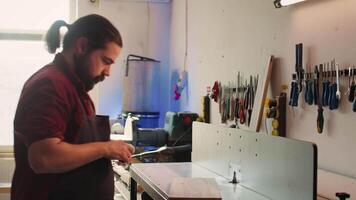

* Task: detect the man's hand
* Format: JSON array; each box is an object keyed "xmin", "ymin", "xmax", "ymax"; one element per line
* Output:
[{"xmin": 104, "ymin": 140, "xmax": 134, "ymax": 163}]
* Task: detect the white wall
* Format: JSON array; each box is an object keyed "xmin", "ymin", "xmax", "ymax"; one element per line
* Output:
[
  {"xmin": 169, "ymin": 0, "xmax": 356, "ymax": 197},
  {"xmin": 77, "ymin": 0, "xmax": 171, "ymax": 125},
  {"xmin": 169, "ymin": 0, "xmax": 289, "ymax": 113}
]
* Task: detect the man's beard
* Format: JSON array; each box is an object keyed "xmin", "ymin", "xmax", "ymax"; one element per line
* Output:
[{"xmin": 74, "ymin": 53, "xmax": 105, "ymax": 91}]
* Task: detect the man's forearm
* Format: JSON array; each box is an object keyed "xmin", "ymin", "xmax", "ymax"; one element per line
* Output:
[{"xmin": 28, "ymin": 138, "xmax": 108, "ymax": 174}]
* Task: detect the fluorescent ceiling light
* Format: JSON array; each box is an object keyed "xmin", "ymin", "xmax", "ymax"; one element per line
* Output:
[
  {"xmin": 280, "ymin": 0, "xmax": 306, "ymax": 6},
  {"xmin": 274, "ymin": 0, "xmax": 306, "ymax": 8}
]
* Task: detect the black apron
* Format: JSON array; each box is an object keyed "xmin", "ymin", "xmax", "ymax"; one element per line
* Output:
[{"xmin": 49, "ymin": 103, "xmax": 114, "ymax": 200}]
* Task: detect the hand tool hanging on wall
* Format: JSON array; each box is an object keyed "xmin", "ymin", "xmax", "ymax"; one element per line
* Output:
[
  {"xmin": 289, "ymin": 75, "xmax": 299, "ymax": 107},
  {"xmin": 239, "ymin": 81, "xmax": 246, "ymax": 125},
  {"xmin": 352, "ymin": 68, "xmax": 356, "ymax": 112},
  {"xmin": 218, "ymin": 82, "xmax": 223, "ymax": 114},
  {"xmin": 296, "ymin": 43, "xmax": 304, "ymax": 93},
  {"xmin": 235, "ymin": 74, "xmax": 240, "ymax": 122},
  {"xmin": 304, "ymin": 67, "xmax": 309, "ymax": 103},
  {"xmin": 305, "ymin": 66, "xmax": 314, "ymax": 105},
  {"xmin": 289, "ymin": 43, "xmax": 303, "ymax": 107},
  {"xmin": 316, "ymin": 65, "xmax": 324, "ymax": 133},
  {"xmin": 247, "ymin": 76, "xmax": 253, "ymax": 126},
  {"xmin": 329, "ymin": 61, "xmax": 338, "ymax": 110},
  {"xmin": 348, "ymin": 66, "xmax": 355, "ymax": 102},
  {"xmin": 202, "ymin": 87, "xmax": 211, "ymax": 123},
  {"xmin": 313, "ymin": 66, "xmax": 319, "ymax": 105},
  {"xmin": 304, "ymin": 67, "xmax": 311, "ymax": 104},
  {"xmin": 230, "ymin": 83, "xmax": 235, "ymax": 121},
  {"xmin": 221, "ymin": 85, "xmax": 226, "ymax": 123},
  {"xmin": 289, "ymin": 77, "xmax": 299, "ymax": 107},
  {"xmin": 253, "ymin": 75, "xmax": 258, "ymax": 106},
  {"xmin": 224, "ymin": 84, "xmax": 228, "ymax": 120},
  {"xmin": 336, "ymin": 62, "xmax": 341, "ymax": 103},
  {"xmin": 226, "ymin": 84, "xmax": 231, "ymax": 120},
  {"xmin": 244, "ymin": 80, "xmax": 250, "ymax": 124},
  {"xmin": 211, "ymin": 81, "xmax": 219, "ymax": 102},
  {"xmin": 225, "ymin": 86, "xmax": 230, "ymax": 122},
  {"xmin": 322, "ymin": 63, "xmax": 331, "ymax": 106}
]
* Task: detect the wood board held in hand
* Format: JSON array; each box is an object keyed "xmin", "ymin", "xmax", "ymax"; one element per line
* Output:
[{"xmin": 168, "ymin": 177, "xmax": 222, "ymax": 200}]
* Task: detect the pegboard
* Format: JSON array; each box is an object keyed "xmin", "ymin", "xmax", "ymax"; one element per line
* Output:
[{"xmin": 192, "ymin": 122, "xmax": 317, "ymax": 200}]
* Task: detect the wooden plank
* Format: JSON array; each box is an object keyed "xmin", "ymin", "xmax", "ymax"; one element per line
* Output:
[
  {"xmin": 168, "ymin": 178, "xmax": 221, "ymax": 200},
  {"xmin": 252, "ymin": 55, "xmax": 274, "ymax": 132}
]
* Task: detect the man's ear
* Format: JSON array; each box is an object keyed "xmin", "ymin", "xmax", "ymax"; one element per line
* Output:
[{"xmin": 74, "ymin": 37, "xmax": 89, "ymax": 55}]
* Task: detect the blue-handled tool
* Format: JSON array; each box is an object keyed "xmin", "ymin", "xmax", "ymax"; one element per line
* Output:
[
  {"xmin": 306, "ymin": 78, "xmax": 314, "ymax": 105},
  {"xmin": 296, "ymin": 43, "xmax": 304, "ymax": 93},
  {"xmin": 329, "ymin": 60, "xmax": 339, "ymax": 110},
  {"xmin": 304, "ymin": 66, "xmax": 314, "ymax": 105},
  {"xmin": 322, "ymin": 63, "xmax": 330, "ymax": 106},
  {"xmin": 304, "ymin": 78, "xmax": 309, "ymax": 103},
  {"xmin": 313, "ymin": 65, "xmax": 319, "ymax": 105},
  {"xmin": 289, "ymin": 43, "xmax": 303, "ymax": 107},
  {"xmin": 329, "ymin": 83, "xmax": 337, "ymax": 110},
  {"xmin": 289, "ymin": 79, "xmax": 299, "ymax": 107},
  {"xmin": 336, "ymin": 63, "xmax": 341, "ymax": 102},
  {"xmin": 315, "ymin": 65, "xmax": 324, "ymax": 133}
]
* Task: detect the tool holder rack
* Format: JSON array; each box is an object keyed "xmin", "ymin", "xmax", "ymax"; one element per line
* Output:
[
  {"xmin": 231, "ymin": 86, "xmax": 248, "ymax": 92},
  {"xmin": 214, "ymin": 80, "xmax": 257, "ymax": 127},
  {"xmin": 292, "ymin": 68, "xmax": 356, "ymax": 80}
]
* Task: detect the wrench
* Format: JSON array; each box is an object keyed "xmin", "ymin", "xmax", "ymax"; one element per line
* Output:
[{"xmin": 336, "ymin": 62, "xmax": 341, "ymax": 101}]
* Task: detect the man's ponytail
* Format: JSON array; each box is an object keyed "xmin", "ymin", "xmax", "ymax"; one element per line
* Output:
[
  {"xmin": 45, "ymin": 20, "xmax": 70, "ymax": 54},
  {"xmin": 45, "ymin": 14, "xmax": 122, "ymax": 54}
]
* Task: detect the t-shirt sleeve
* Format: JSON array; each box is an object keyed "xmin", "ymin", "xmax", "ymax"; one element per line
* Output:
[{"xmin": 14, "ymin": 78, "xmax": 71, "ymax": 146}]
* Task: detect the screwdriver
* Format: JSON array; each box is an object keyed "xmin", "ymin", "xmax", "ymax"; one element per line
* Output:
[
  {"xmin": 317, "ymin": 106, "xmax": 324, "ymax": 133},
  {"xmin": 239, "ymin": 96, "xmax": 246, "ymax": 124},
  {"xmin": 306, "ymin": 78, "xmax": 314, "ymax": 105},
  {"xmin": 322, "ymin": 63, "xmax": 330, "ymax": 106},
  {"xmin": 335, "ymin": 63, "xmax": 341, "ymax": 102},
  {"xmin": 304, "ymin": 69, "xmax": 310, "ymax": 104},
  {"xmin": 348, "ymin": 66, "xmax": 355, "ymax": 102},
  {"xmin": 235, "ymin": 74, "xmax": 240, "ymax": 121},
  {"xmin": 247, "ymin": 76, "xmax": 253, "ymax": 126},
  {"xmin": 230, "ymin": 85, "xmax": 235, "ymax": 121},
  {"xmin": 289, "ymin": 78, "xmax": 299, "ymax": 107},
  {"xmin": 313, "ymin": 65, "xmax": 319, "ymax": 105},
  {"xmin": 218, "ymin": 82, "xmax": 222, "ymax": 114},
  {"xmin": 329, "ymin": 62, "xmax": 338, "ymax": 110},
  {"xmin": 304, "ymin": 66, "xmax": 313, "ymax": 105},
  {"xmin": 241, "ymin": 83, "xmax": 249, "ymax": 125},
  {"xmin": 316, "ymin": 65, "xmax": 324, "ymax": 134},
  {"xmin": 239, "ymin": 74, "xmax": 245, "ymax": 124},
  {"xmin": 226, "ymin": 85, "xmax": 230, "ymax": 120}
]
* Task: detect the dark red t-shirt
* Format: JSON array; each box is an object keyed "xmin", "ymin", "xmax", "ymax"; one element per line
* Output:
[{"xmin": 11, "ymin": 54, "xmax": 95, "ymax": 200}]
